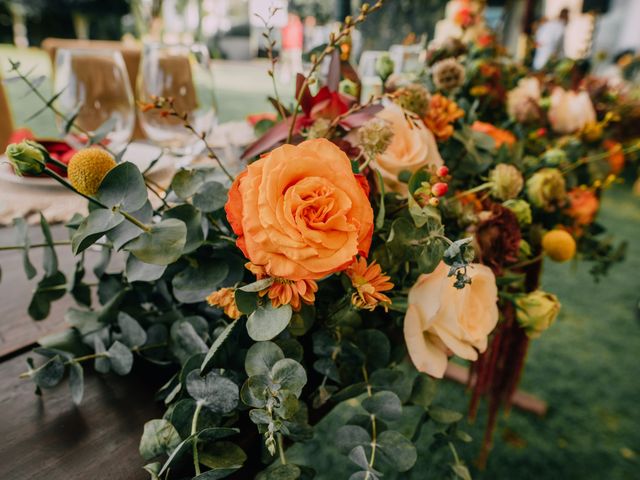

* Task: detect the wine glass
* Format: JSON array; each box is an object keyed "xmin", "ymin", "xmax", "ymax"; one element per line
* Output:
[
  {"xmin": 137, "ymin": 42, "xmax": 216, "ymax": 159},
  {"xmin": 54, "ymin": 48, "xmax": 135, "ymax": 153}
]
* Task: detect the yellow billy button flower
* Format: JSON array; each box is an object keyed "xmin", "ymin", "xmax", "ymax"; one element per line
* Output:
[
  {"xmin": 206, "ymin": 287, "xmax": 241, "ymax": 320},
  {"xmin": 515, "ymin": 290, "xmax": 561, "ymax": 338},
  {"xmin": 542, "ymin": 229, "xmax": 576, "ymax": 262},
  {"xmin": 345, "ymin": 257, "xmax": 394, "ymax": 311},
  {"xmin": 67, "ymin": 147, "xmax": 117, "ymax": 196}
]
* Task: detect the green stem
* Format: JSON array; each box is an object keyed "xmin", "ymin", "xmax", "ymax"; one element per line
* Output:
[
  {"xmin": 192, "ymin": 401, "xmax": 203, "ymax": 475},
  {"xmin": 119, "ymin": 209, "xmax": 151, "ymax": 233},
  {"xmin": 277, "ymin": 433, "xmax": 287, "ymax": 465},
  {"xmin": 561, "ymin": 142, "xmax": 640, "ymax": 174},
  {"xmin": 43, "ymin": 168, "xmax": 107, "ymax": 209},
  {"xmin": 453, "ymin": 181, "xmax": 493, "ymax": 200},
  {"xmin": 0, "ymin": 241, "xmax": 112, "ymax": 251},
  {"xmin": 361, "ymin": 365, "xmax": 377, "ymax": 479}
]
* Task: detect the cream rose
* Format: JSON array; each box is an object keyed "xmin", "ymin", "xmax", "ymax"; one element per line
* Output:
[
  {"xmin": 372, "ymin": 102, "xmax": 443, "ymax": 194},
  {"xmin": 548, "ymin": 87, "xmax": 596, "ymax": 134},
  {"xmin": 507, "ymin": 77, "xmax": 541, "ymax": 123},
  {"xmin": 404, "ymin": 262, "xmax": 499, "ymax": 378}
]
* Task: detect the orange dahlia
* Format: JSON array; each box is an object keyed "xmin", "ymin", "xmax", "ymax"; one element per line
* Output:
[
  {"xmin": 206, "ymin": 287, "xmax": 241, "ymax": 319},
  {"xmin": 345, "ymin": 258, "xmax": 393, "ymax": 311},
  {"xmin": 423, "ymin": 94, "xmax": 465, "ymax": 142},
  {"xmin": 245, "ymin": 263, "xmax": 317, "ymax": 311}
]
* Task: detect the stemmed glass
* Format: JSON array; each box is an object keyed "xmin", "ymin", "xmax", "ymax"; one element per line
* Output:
[
  {"xmin": 53, "ymin": 48, "xmax": 135, "ymax": 153},
  {"xmin": 137, "ymin": 42, "xmax": 216, "ymax": 161}
]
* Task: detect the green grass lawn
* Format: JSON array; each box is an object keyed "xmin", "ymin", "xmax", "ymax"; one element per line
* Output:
[{"xmin": 2, "ymin": 44, "xmax": 639, "ymax": 479}]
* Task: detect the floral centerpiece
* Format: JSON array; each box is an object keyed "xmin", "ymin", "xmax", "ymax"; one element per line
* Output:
[{"xmin": 2, "ymin": 1, "xmax": 635, "ymax": 478}]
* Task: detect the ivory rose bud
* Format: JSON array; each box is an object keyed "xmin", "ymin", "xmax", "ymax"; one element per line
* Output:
[
  {"xmin": 507, "ymin": 77, "xmax": 541, "ymax": 123},
  {"xmin": 526, "ymin": 168, "xmax": 566, "ymax": 211},
  {"xmin": 515, "ymin": 290, "xmax": 561, "ymax": 338},
  {"xmin": 404, "ymin": 262, "xmax": 499, "ymax": 378},
  {"xmin": 372, "ymin": 103, "xmax": 443, "ymax": 194},
  {"xmin": 225, "ymin": 138, "xmax": 374, "ymax": 281},
  {"xmin": 503, "ymin": 199, "xmax": 532, "ymax": 226},
  {"xmin": 6, "ymin": 140, "xmax": 46, "ymax": 176},
  {"xmin": 548, "ymin": 87, "xmax": 596, "ymax": 134}
]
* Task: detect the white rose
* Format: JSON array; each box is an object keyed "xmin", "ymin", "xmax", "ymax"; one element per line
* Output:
[
  {"xmin": 372, "ymin": 103, "xmax": 443, "ymax": 194},
  {"xmin": 507, "ymin": 77, "xmax": 541, "ymax": 123},
  {"xmin": 548, "ymin": 87, "xmax": 596, "ymax": 134},
  {"xmin": 404, "ymin": 262, "xmax": 499, "ymax": 378}
]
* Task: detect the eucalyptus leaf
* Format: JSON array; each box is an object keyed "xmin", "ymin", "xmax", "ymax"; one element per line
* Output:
[
  {"xmin": 171, "ymin": 169, "xmax": 207, "ymax": 199},
  {"xmin": 126, "ymin": 219, "xmax": 187, "ymax": 265},
  {"xmin": 172, "ymin": 261, "xmax": 229, "ymax": 303},
  {"xmin": 356, "ymin": 329, "xmax": 390, "ymax": 371},
  {"xmin": 31, "ymin": 355, "xmax": 64, "ymax": 388},
  {"xmin": 107, "ymin": 201, "xmax": 153, "ymax": 250},
  {"xmin": 259, "ymin": 464, "xmax": 302, "ymax": 480},
  {"xmin": 39, "ymin": 213, "xmax": 58, "ymax": 276},
  {"xmin": 245, "ymin": 341, "xmax": 284, "ymax": 377},
  {"xmin": 107, "ymin": 340, "xmax": 134, "ymax": 375},
  {"xmin": 240, "ymin": 375, "xmax": 270, "ymax": 408},
  {"xmin": 96, "ymin": 161, "xmax": 147, "ymax": 211},
  {"xmin": 13, "ymin": 217, "xmax": 36, "ymax": 279},
  {"xmin": 126, "ymin": 255, "xmax": 167, "ymax": 282},
  {"xmin": 270, "ymin": 358, "xmax": 307, "ymax": 397},
  {"xmin": 186, "ymin": 370, "xmax": 239, "ymax": 413},
  {"xmin": 69, "ymin": 362, "xmax": 84, "ymax": 405},
  {"xmin": 72, "ymin": 209, "xmax": 124, "ymax": 255},
  {"xmin": 193, "ymin": 181, "xmax": 228, "ymax": 212},
  {"xmin": 234, "ymin": 289, "xmax": 258, "ymax": 315},
  {"xmin": 170, "ymin": 321, "xmax": 208, "ymax": 364},
  {"xmin": 410, "ymin": 373, "xmax": 438, "ymax": 410},
  {"xmin": 163, "ymin": 204, "xmax": 204, "ymax": 253},
  {"xmin": 361, "ymin": 391, "xmax": 402, "ymax": 422},
  {"xmin": 198, "ymin": 440, "xmax": 246, "ymax": 473},
  {"xmin": 139, "ymin": 419, "xmax": 182, "ymax": 460},
  {"xmin": 94, "ymin": 336, "xmax": 110, "ymax": 373},
  {"xmin": 428, "ymin": 406, "xmax": 463, "ymax": 424},
  {"xmin": 28, "ymin": 271, "xmax": 67, "ymax": 320},
  {"xmin": 376, "ymin": 430, "xmax": 417, "ymax": 472},
  {"xmin": 336, "ymin": 425, "xmax": 371, "ymax": 454},
  {"xmin": 117, "ymin": 312, "xmax": 147, "ymax": 348},
  {"xmin": 246, "ymin": 303, "xmax": 292, "ymax": 342}
]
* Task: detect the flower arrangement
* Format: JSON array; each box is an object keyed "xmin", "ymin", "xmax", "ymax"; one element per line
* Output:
[{"xmin": 2, "ymin": 2, "xmax": 637, "ymax": 478}]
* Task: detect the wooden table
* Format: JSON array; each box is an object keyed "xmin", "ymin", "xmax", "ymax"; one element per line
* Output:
[{"xmin": 0, "ymin": 225, "xmax": 163, "ymax": 479}]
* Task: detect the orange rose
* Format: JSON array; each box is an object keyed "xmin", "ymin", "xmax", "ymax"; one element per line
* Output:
[
  {"xmin": 603, "ymin": 140, "xmax": 624, "ymax": 174},
  {"xmin": 226, "ymin": 138, "xmax": 374, "ymax": 281},
  {"xmin": 566, "ymin": 188, "xmax": 599, "ymax": 226},
  {"xmin": 423, "ymin": 94, "xmax": 464, "ymax": 142},
  {"xmin": 471, "ymin": 121, "xmax": 516, "ymax": 148}
]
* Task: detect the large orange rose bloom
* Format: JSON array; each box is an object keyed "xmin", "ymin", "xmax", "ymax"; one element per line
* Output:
[{"xmin": 226, "ymin": 138, "xmax": 374, "ymax": 281}]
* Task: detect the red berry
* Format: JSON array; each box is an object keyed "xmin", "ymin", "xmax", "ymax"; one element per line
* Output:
[
  {"xmin": 437, "ymin": 166, "xmax": 450, "ymax": 177},
  {"xmin": 432, "ymin": 182, "xmax": 449, "ymax": 197}
]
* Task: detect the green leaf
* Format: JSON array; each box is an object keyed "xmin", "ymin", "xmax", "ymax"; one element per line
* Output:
[
  {"xmin": 234, "ymin": 289, "xmax": 258, "ymax": 315},
  {"xmin": 107, "ymin": 340, "xmax": 134, "ymax": 375},
  {"xmin": 428, "ymin": 406, "xmax": 463, "ymax": 424},
  {"xmin": 270, "ymin": 358, "xmax": 307, "ymax": 397},
  {"xmin": 31, "ymin": 355, "xmax": 65, "ymax": 388},
  {"xmin": 107, "ymin": 201, "xmax": 153, "ymax": 250},
  {"xmin": 245, "ymin": 341, "xmax": 284, "ymax": 377},
  {"xmin": 376, "ymin": 430, "xmax": 417, "ymax": 472},
  {"xmin": 170, "ymin": 320, "xmax": 208, "ymax": 364},
  {"xmin": 39, "ymin": 213, "xmax": 58, "ymax": 276},
  {"xmin": 72, "ymin": 209, "xmax": 124, "ymax": 255},
  {"xmin": 172, "ymin": 262, "xmax": 229, "ymax": 303},
  {"xmin": 96, "ymin": 162, "xmax": 147, "ymax": 211},
  {"xmin": 13, "ymin": 217, "xmax": 36, "ymax": 279},
  {"xmin": 240, "ymin": 375, "xmax": 270, "ymax": 408},
  {"xmin": 143, "ymin": 462, "xmax": 161, "ymax": 480},
  {"xmin": 125, "ymin": 255, "xmax": 167, "ymax": 282},
  {"xmin": 126, "ymin": 219, "xmax": 187, "ymax": 265},
  {"xmin": 198, "ymin": 440, "xmax": 246, "ymax": 474},
  {"xmin": 94, "ymin": 336, "xmax": 110, "ymax": 373},
  {"xmin": 451, "ymin": 464, "xmax": 472, "ymax": 480},
  {"xmin": 374, "ymin": 169, "xmax": 386, "ymax": 230},
  {"xmin": 410, "ymin": 373, "xmax": 438, "ymax": 410},
  {"xmin": 288, "ymin": 304, "xmax": 315, "ymax": 337},
  {"xmin": 163, "ymin": 204, "xmax": 204, "ymax": 253},
  {"xmin": 336, "ymin": 425, "xmax": 371, "ymax": 454},
  {"xmin": 200, "ymin": 319, "xmax": 241, "ymax": 375},
  {"xmin": 356, "ymin": 329, "xmax": 390, "ymax": 371},
  {"xmin": 193, "ymin": 181, "xmax": 228, "ymax": 212},
  {"xmin": 418, "ymin": 237, "xmax": 446, "ymax": 274},
  {"xmin": 90, "ymin": 117, "xmax": 118, "ymax": 145},
  {"xmin": 186, "ymin": 370, "xmax": 239, "ymax": 413},
  {"xmin": 238, "ymin": 278, "xmax": 274, "ymax": 292},
  {"xmin": 171, "ymin": 169, "xmax": 207, "ymax": 199},
  {"xmin": 259, "ymin": 464, "xmax": 302, "ymax": 480},
  {"xmin": 407, "ymin": 169, "xmax": 429, "ymax": 196},
  {"xmin": 69, "ymin": 362, "xmax": 84, "ymax": 405},
  {"xmin": 139, "ymin": 419, "xmax": 182, "ymax": 460},
  {"xmin": 361, "ymin": 391, "xmax": 402, "ymax": 422},
  {"xmin": 246, "ymin": 303, "xmax": 292, "ymax": 341},
  {"xmin": 117, "ymin": 312, "xmax": 147, "ymax": 348},
  {"xmin": 28, "ymin": 271, "xmax": 67, "ymax": 320},
  {"xmin": 159, "ymin": 435, "xmax": 194, "ymax": 475},
  {"xmin": 273, "ymin": 390, "xmax": 299, "ymax": 419}
]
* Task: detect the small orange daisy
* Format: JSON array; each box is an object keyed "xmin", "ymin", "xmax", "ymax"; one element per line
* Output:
[
  {"xmin": 345, "ymin": 258, "xmax": 394, "ymax": 312},
  {"xmin": 207, "ymin": 287, "xmax": 241, "ymax": 319},
  {"xmin": 423, "ymin": 94, "xmax": 465, "ymax": 142},
  {"xmin": 245, "ymin": 263, "xmax": 317, "ymax": 311}
]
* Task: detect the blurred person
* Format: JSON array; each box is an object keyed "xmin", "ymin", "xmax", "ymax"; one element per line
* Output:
[
  {"xmin": 280, "ymin": 12, "xmax": 303, "ymax": 83},
  {"xmin": 533, "ymin": 8, "xmax": 569, "ymax": 70}
]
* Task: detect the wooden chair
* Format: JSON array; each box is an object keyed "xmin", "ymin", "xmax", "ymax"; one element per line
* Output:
[{"xmin": 41, "ymin": 38, "xmax": 146, "ymax": 139}]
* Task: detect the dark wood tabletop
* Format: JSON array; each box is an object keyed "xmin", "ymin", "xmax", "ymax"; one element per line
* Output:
[{"xmin": 0, "ymin": 225, "xmax": 163, "ymax": 480}]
